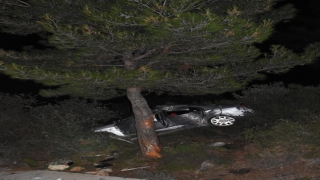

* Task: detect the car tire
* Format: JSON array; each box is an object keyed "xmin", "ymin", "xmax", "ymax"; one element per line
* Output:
[{"xmin": 208, "ymin": 115, "xmax": 235, "ymax": 126}]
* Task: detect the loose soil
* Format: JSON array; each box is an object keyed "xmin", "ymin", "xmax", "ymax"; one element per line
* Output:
[{"xmin": 1, "ymin": 125, "xmax": 320, "ymax": 180}]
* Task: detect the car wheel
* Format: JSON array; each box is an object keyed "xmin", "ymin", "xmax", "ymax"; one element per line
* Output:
[{"xmin": 209, "ymin": 116, "xmax": 235, "ymax": 126}]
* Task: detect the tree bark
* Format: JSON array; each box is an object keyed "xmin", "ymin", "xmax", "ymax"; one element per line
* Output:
[{"xmin": 127, "ymin": 87, "xmax": 162, "ymax": 158}]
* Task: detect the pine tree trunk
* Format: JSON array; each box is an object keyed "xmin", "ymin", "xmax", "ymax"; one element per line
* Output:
[{"xmin": 126, "ymin": 87, "xmax": 162, "ymax": 158}]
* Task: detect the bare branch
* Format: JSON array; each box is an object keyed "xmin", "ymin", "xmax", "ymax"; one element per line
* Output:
[
  {"xmin": 132, "ymin": 48, "xmax": 158, "ymax": 61},
  {"xmin": 2, "ymin": 0, "xmax": 30, "ymax": 7},
  {"xmin": 18, "ymin": 0, "xmax": 30, "ymax": 7},
  {"xmin": 131, "ymin": 1, "xmax": 164, "ymax": 17}
]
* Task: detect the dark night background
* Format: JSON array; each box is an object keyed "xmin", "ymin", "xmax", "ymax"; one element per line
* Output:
[{"xmin": 1, "ymin": 0, "xmax": 320, "ymax": 103}]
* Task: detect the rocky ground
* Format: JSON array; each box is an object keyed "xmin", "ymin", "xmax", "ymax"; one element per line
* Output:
[
  {"xmin": 113, "ymin": 135, "xmax": 320, "ymax": 180},
  {"xmin": 1, "ymin": 126, "xmax": 320, "ymax": 180},
  {"xmin": 0, "ymin": 169, "xmax": 141, "ymax": 180}
]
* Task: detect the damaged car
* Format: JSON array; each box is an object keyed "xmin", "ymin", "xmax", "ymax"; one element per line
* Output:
[{"xmin": 94, "ymin": 103, "xmax": 253, "ymax": 138}]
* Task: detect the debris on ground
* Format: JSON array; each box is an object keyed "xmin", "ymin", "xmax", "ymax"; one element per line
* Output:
[
  {"xmin": 48, "ymin": 164, "xmax": 69, "ymax": 171},
  {"xmin": 196, "ymin": 160, "xmax": 215, "ymax": 173},
  {"xmin": 48, "ymin": 158, "xmax": 73, "ymax": 171},
  {"xmin": 121, "ymin": 165, "xmax": 157, "ymax": 172},
  {"xmin": 93, "ymin": 155, "xmax": 115, "ymax": 168},
  {"xmin": 208, "ymin": 142, "xmax": 226, "ymax": 147},
  {"xmin": 84, "ymin": 168, "xmax": 112, "ymax": 176},
  {"xmin": 70, "ymin": 166, "xmax": 85, "ymax": 172}
]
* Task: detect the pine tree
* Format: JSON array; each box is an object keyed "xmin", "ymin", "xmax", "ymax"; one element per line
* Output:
[{"xmin": 0, "ymin": 0, "xmax": 319, "ymax": 158}]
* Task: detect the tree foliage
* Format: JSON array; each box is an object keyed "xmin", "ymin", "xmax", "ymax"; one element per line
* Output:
[
  {"xmin": 0, "ymin": 93, "xmax": 115, "ymax": 159},
  {"xmin": 1, "ymin": 0, "xmax": 319, "ymax": 99}
]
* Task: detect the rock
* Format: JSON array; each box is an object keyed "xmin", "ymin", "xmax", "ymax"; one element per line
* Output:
[
  {"xmin": 49, "ymin": 158, "xmax": 73, "ymax": 165},
  {"xmin": 196, "ymin": 160, "xmax": 215, "ymax": 173},
  {"xmin": 85, "ymin": 168, "xmax": 112, "ymax": 176},
  {"xmin": 70, "ymin": 166, "xmax": 85, "ymax": 172},
  {"xmin": 48, "ymin": 158, "xmax": 73, "ymax": 170},
  {"xmin": 48, "ymin": 164, "xmax": 69, "ymax": 171},
  {"xmin": 208, "ymin": 142, "xmax": 226, "ymax": 147},
  {"xmin": 110, "ymin": 151, "xmax": 120, "ymax": 158}
]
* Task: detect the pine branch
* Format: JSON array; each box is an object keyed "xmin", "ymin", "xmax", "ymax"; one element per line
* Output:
[
  {"xmin": 132, "ymin": 49, "xmax": 158, "ymax": 61},
  {"xmin": 1, "ymin": 0, "xmax": 30, "ymax": 7}
]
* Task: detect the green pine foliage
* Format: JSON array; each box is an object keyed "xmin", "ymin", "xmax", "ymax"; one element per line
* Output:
[
  {"xmin": 0, "ymin": 0, "xmax": 320, "ymax": 99},
  {"xmin": 236, "ymin": 83, "xmax": 320, "ymax": 148},
  {"xmin": 0, "ymin": 93, "xmax": 116, "ymax": 159}
]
